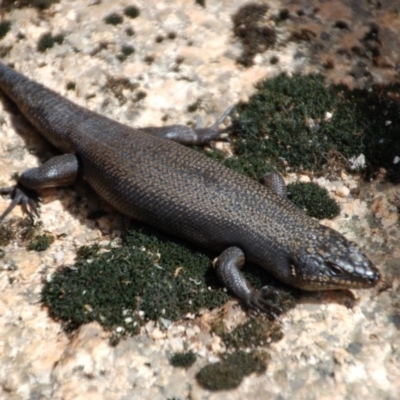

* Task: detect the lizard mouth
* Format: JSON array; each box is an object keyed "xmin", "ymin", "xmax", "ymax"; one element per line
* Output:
[
  {"xmin": 290, "ymin": 258, "xmax": 380, "ymax": 291},
  {"xmin": 296, "ymin": 269, "xmax": 380, "ymax": 290}
]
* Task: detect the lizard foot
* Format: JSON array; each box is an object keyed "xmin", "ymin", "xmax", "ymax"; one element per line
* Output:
[
  {"xmin": 193, "ymin": 105, "xmax": 235, "ymax": 144},
  {"xmin": 246, "ymin": 286, "xmax": 284, "ymax": 319},
  {"xmin": 0, "ymin": 185, "xmax": 39, "ymax": 223}
]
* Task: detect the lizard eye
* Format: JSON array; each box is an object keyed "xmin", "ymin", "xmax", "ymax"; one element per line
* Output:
[{"xmin": 327, "ymin": 262, "xmax": 344, "ymax": 276}]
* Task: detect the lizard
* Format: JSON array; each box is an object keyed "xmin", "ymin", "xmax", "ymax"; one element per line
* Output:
[{"xmin": 0, "ymin": 61, "xmax": 380, "ymax": 316}]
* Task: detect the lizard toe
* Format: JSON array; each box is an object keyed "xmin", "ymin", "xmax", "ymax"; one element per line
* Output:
[
  {"xmin": 0, "ymin": 185, "xmax": 39, "ymax": 223},
  {"xmin": 247, "ymin": 288, "xmax": 284, "ymax": 319}
]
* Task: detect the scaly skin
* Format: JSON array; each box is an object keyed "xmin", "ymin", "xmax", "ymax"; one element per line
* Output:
[{"xmin": 0, "ymin": 62, "xmax": 380, "ymax": 315}]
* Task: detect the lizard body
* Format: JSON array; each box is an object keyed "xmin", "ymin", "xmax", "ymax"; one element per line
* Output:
[{"xmin": 0, "ymin": 62, "xmax": 380, "ymax": 314}]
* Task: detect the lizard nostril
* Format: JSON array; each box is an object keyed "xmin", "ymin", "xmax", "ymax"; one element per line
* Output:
[
  {"xmin": 364, "ymin": 267, "xmax": 380, "ymax": 286},
  {"xmin": 370, "ymin": 270, "xmax": 380, "ymax": 285}
]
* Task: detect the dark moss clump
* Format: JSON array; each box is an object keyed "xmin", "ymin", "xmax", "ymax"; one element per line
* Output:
[
  {"xmin": 0, "ymin": 21, "xmax": 11, "ymax": 40},
  {"xmin": 28, "ymin": 234, "xmax": 54, "ymax": 251},
  {"xmin": 144, "ymin": 55, "xmax": 155, "ymax": 64},
  {"xmin": 104, "ymin": 13, "xmax": 123, "ymax": 25},
  {"xmin": 2, "ymin": 0, "xmax": 59, "ymax": 11},
  {"xmin": 215, "ymin": 73, "xmax": 400, "ymax": 183},
  {"xmin": 196, "ymin": 351, "xmax": 268, "ymax": 391},
  {"xmin": 0, "ymin": 223, "xmax": 15, "ymax": 247},
  {"xmin": 25, "ymin": 0, "xmax": 57, "ymax": 9},
  {"xmin": 232, "ymin": 3, "xmax": 276, "ymax": 66},
  {"xmin": 121, "ymin": 45, "xmax": 135, "ymax": 56},
  {"xmin": 230, "ymin": 73, "xmax": 363, "ymax": 177},
  {"xmin": 278, "ymin": 8, "xmax": 290, "ymax": 21},
  {"xmin": 270, "ymin": 55, "xmax": 279, "ymax": 64},
  {"xmin": 222, "ymin": 319, "xmax": 283, "ymax": 349},
  {"xmin": 196, "ymin": 361, "xmax": 242, "ymax": 391},
  {"xmin": 167, "ymin": 32, "xmax": 177, "ymax": 40},
  {"xmin": 170, "ymin": 351, "xmax": 196, "ymax": 369},
  {"xmin": 0, "ymin": 218, "xmax": 41, "ymax": 248},
  {"xmin": 125, "ymin": 27, "xmax": 135, "ymax": 36},
  {"xmin": 288, "ymin": 182, "xmax": 340, "ymax": 219},
  {"xmin": 135, "ymin": 90, "xmax": 147, "ymax": 101},
  {"xmin": 208, "ymin": 74, "xmax": 357, "ymax": 179},
  {"xmin": 124, "ymin": 6, "xmax": 140, "ymax": 19},
  {"xmin": 103, "ymin": 76, "xmax": 139, "ymax": 105},
  {"xmin": 66, "ymin": 81, "xmax": 76, "ymax": 91},
  {"xmin": 187, "ymin": 99, "xmax": 202, "ymax": 113},
  {"xmin": 75, "ymin": 243, "xmax": 100, "ymax": 260},
  {"xmin": 344, "ymin": 83, "xmax": 400, "ymax": 183},
  {"xmin": 116, "ymin": 45, "xmax": 135, "ymax": 62},
  {"xmin": 37, "ymin": 33, "xmax": 64, "ymax": 52},
  {"xmin": 42, "ymin": 226, "xmax": 230, "ymax": 334}
]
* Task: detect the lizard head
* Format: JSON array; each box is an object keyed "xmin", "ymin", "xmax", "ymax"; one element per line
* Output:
[{"xmin": 290, "ymin": 225, "xmax": 380, "ymax": 291}]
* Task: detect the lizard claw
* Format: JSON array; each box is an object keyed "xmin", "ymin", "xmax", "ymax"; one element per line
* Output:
[
  {"xmin": 0, "ymin": 185, "xmax": 39, "ymax": 224},
  {"xmin": 209, "ymin": 105, "xmax": 236, "ymax": 131},
  {"xmin": 192, "ymin": 105, "xmax": 235, "ymax": 144},
  {"xmin": 246, "ymin": 286, "xmax": 284, "ymax": 318}
]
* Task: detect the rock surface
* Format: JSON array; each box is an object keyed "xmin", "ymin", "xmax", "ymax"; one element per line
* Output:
[{"xmin": 0, "ymin": 1, "xmax": 399, "ymax": 399}]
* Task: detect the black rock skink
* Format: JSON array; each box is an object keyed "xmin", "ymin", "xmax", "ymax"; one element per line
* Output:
[{"xmin": 0, "ymin": 62, "xmax": 380, "ymax": 315}]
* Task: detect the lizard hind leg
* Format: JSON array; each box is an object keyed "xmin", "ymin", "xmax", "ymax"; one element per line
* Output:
[
  {"xmin": 0, "ymin": 185, "xmax": 39, "ymax": 223},
  {"xmin": 261, "ymin": 172, "xmax": 287, "ymax": 198},
  {"xmin": 0, "ymin": 154, "xmax": 79, "ymax": 223}
]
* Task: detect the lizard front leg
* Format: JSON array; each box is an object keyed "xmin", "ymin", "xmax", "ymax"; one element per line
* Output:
[
  {"xmin": 214, "ymin": 246, "xmax": 285, "ymax": 318},
  {"xmin": 139, "ymin": 105, "xmax": 235, "ymax": 145}
]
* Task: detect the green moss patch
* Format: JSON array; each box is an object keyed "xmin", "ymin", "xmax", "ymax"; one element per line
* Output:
[
  {"xmin": 28, "ymin": 233, "xmax": 54, "ymax": 252},
  {"xmin": 213, "ymin": 73, "xmax": 400, "ymax": 183},
  {"xmin": 2, "ymin": 0, "xmax": 59, "ymax": 11},
  {"xmin": 0, "ymin": 219, "xmax": 42, "ymax": 248},
  {"xmin": 66, "ymin": 81, "xmax": 76, "ymax": 91},
  {"xmin": 0, "ymin": 21, "xmax": 11, "ymax": 40},
  {"xmin": 116, "ymin": 44, "xmax": 135, "ymax": 62},
  {"xmin": 125, "ymin": 27, "xmax": 135, "ymax": 36},
  {"xmin": 221, "ymin": 318, "xmax": 283, "ymax": 349},
  {"xmin": 288, "ymin": 182, "xmax": 340, "ymax": 219},
  {"xmin": 104, "ymin": 13, "xmax": 123, "ymax": 25},
  {"xmin": 0, "ymin": 223, "xmax": 15, "ymax": 247},
  {"xmin": 103, "ymin": 76, "xmax": 139, "ymax": 105},
  {"xmin": 225, "ymin": 74, "xmax": 362, "ymax": 177},
  {"xmin": 196, "ymin": 350, "xmax": 269, "ymax": 391},
  {"xmin": 37, "ymin": 33, "xmax": 64, "ymax": 52},
  {"xmin": 170, "ymin": 351, "xmax": 196, "ymax": 369},
  {"xmin": 347, "ymin": 83, "xmax": 400, "ymax": 183},
  {"xmin": 42, "ymin": 226, "xmax": 230, "ymax": 335},
  {"xmin": 124, "ymin": 6, "xmax": 140, "ymax": 19}
]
